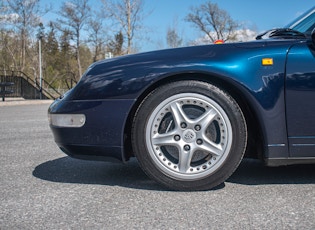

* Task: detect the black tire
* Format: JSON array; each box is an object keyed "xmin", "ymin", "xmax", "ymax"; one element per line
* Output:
[{"xmin": 132, "ymin": 80, "xmax": 247, "ymax": 191}]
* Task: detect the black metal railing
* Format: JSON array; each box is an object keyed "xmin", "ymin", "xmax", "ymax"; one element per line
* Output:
[{"xmin": 0, "ymin": 70, "xmax": 76, "ymax": 100}]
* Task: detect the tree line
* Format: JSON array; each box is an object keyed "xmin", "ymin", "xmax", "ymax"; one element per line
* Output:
[{"xmin": 0, "ymin": 0, "xmax": 250, "ymax": 90}]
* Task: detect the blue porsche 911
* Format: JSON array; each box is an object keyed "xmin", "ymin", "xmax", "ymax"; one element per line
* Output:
[{"xmin": 49, "ymin": 7, "xmax": 315, "ymax": 191}]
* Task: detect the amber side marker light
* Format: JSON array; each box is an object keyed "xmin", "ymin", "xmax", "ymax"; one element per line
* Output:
[{"xmin": 262, "ymin": 58, "xmax": 274, "ymax": 66}]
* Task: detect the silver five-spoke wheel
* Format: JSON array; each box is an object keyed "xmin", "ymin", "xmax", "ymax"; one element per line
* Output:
[{"xmin": 146, "ymin": 93, "xmax": 232, "ymax": 180}]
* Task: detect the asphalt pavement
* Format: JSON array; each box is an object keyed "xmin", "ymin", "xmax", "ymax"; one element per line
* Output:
[{"xmin": 1, "ymin": 102, "xmax": 315, "ymax": 229}]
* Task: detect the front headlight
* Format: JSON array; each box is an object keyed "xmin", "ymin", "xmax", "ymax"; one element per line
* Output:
[{"xmin": 48, "ymin": 114, "xmax": 86, "ymax": 128}]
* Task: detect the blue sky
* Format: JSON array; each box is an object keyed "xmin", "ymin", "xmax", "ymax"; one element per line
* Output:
[
  {"xmin": 41, "ymin": 0, "xmax": 315, "ymax": 51},
  {"xmin": 144, "ymin": 0, "xmax": 314, "ymax": 49}
]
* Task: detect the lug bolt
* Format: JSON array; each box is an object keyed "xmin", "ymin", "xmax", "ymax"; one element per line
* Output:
[
  {"xmin": 180, "ymin": 122, "xmax": 187, "ymax": 129},
  {"xmin": 184, "ymin": 145, "xmax": 190, "ymax": 151},
  {"xmin": 196, "ymin": 139, "xmax": 203, "ymax": 145},
  {"xmin": 194, "ymin": 125, "xmax": 201, "ymax": 131},
  {"xmin": 174, "ymin": 135, "xmax": 181, "ymax": 141}
]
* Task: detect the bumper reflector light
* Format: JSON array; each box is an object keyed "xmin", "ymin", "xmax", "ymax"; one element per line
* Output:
[{"xmin": 49, "ymin": 114, "xmax": 86, "ymax": 128}]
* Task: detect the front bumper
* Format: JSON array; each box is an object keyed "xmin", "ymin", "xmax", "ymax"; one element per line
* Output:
[{"xmin": 48, "ymin": 98, "xmax": 135, "ymax": 162}]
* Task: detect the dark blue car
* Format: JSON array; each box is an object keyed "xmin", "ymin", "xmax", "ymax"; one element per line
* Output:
[{"xmin": 49, "ymin": 7, "xmax": 315, "ymax": 191}]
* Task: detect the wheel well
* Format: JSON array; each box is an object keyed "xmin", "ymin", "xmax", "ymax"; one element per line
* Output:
[{"xmin": 123, "ymin": 73, "xmax": 264, "ymax": 161}]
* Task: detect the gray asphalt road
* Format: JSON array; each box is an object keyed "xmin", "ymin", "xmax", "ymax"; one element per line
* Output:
[{"xmin": 1, "ymin": 103, "xmax": 315, "ymax": 229}]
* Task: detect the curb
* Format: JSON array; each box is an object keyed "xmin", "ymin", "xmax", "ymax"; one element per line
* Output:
[{"xmin": 0, "ymin": 98, "xmax": 53, "ymax": 107}]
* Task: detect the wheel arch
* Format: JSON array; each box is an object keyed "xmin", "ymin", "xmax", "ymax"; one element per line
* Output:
[{"xmin": 123, "ymin": 72, "xmax": 265, "ymax": 161}]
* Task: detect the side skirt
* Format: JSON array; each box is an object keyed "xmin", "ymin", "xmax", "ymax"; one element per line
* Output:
[{"xmin": 265, "ymin": 157, "xmax": 315, "ymax": 167}]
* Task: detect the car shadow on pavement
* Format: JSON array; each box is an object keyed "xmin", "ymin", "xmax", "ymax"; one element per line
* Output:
[
  {"xmin": 228, "ymin": 158, "xmax": 315, "ymax": 185},
  {"xmin": 33, "ymin": 157, "xmax": 315, "ymax": 191},
  {"xmin": 33, "ymin": 156, "xmax": 168, "ymax": 191}
]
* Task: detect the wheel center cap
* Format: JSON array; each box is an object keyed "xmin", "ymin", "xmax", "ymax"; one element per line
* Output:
[{"xmin": 183, "ymin": 129, "xmax": 196, "ymax": 143}]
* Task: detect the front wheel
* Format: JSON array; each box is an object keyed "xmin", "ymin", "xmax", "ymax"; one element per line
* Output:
[{"xmin": 132, "ymin": 81, "xmax": 247, "ymax": 191}]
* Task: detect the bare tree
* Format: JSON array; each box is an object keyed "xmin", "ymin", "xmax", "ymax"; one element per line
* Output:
[
  {"xmin": 1, "ymin": 0, "xmax": 43, "ymax": 71},
  {"xmin": 87, "ymin": 9, "xmax": 110, "ymax": 62},
  {"xmin": 167, "ymin": 28, "xmax": 183, "ymax": 48},
  {"xmin": 105, "ymin": 0, "xmax": 146, "ymax": 54},
  {"xmin": 0, "ymin": 30, "xmax": 19, "ymax": 70},
  {"xmin": 87, "ymin": 18, "xmax": 105, "ymax": 62},
  {"xmin": 166, "ymin": 19, "xmax": 183, "ymax": 48},
  {"xmin": 107, "ymin": 31, "xmax": 124, "ymax": 57},
  {"xmin": 186, "ymin": 1, "xmax": 239, "ymax": 43},
  {"xmin": 56, "ymin": 0, "xmax": 91, "ymax": 79}
]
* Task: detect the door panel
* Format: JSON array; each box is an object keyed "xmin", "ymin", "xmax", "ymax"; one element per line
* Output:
[{"xmin": 286, "ymin": 42, "xmax": 315, "ymax": 157}]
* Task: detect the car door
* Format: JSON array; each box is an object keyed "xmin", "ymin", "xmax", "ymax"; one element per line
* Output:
[{"xmin": 286, "ymin": 41, "xmax": 315, "ymax": 157}]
